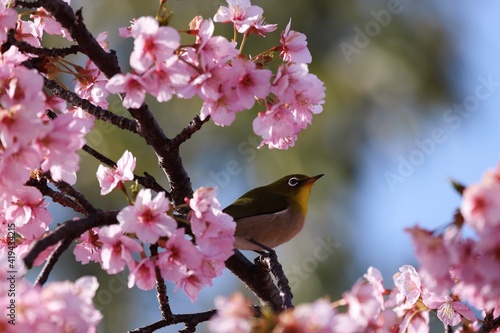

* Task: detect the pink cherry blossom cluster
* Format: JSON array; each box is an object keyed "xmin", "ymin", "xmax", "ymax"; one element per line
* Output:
[
  {"xmin": 105, "ymin": 0, "xmax": 325, "ymax": 149},
  {"xmin": 209, "ymin": 265, "xmax": 478, "ymax": 333},
  {"xmin": 0, "ymin": 47, "xmax": 86, "ymax": 253},
  {"xmin": 73, "ymin": 186, "xmax": 235, "ymax": 301},
  {"xmin": 407, "ymin": 163, "xmax": 500, "ymax": 315},
  {"xmin": 0, "ymin": 261, "xmax": 102, "ymax": 333}
]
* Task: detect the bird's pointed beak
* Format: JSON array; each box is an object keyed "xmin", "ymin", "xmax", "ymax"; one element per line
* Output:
[{"xmin": 306, "ymin": 174, "xmax": 324, "ymax": 184}]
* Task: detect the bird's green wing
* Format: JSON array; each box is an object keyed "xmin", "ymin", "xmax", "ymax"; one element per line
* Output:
[{"xmin": 222, "ymin": 188, "xmax": 288, "ymax": 220}]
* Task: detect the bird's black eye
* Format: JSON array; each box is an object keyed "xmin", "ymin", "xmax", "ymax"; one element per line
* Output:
[{"xmin": 288, "ymin": 177, "xmax": 299, "ymax": 187}]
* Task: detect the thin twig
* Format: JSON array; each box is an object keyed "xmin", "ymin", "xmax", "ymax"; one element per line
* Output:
[
  {"xmin": 268, "ymin": 252, "xmax": 294, "ymax": 310},
  {"xmin": 128, "ymin": 309, "xmax": 217, "ymax": 333},
  {"xmin": 34, "ymin": 237, "xmax": 72, "ymax": 286},
  {"xmin": 150, "ymin": 244, "xmax": 173, "ymax": 321},
  {"xmin": 26, "ymin": 177, "xmax": 89, "ymax": 215},
  {"xmin": 42, "ymin": 79, "xmax": 139, "ymax": 133},
  {"xmin": 172, "ymin": 116, "xmax": 210, "ymax": 147},
  {"xmin": 226, "ymin": 250, "xmax": 283, "ymax": 311},
  {"xmin": 35, "ymin": 0, "xmax": 121, "ymax": 78},
  {"xmin": 8, "ymin": 31, "xmax": 80, "ymax": 57},
  {"xmin": 479, "ymin": 312, "xmax": 500, "ymax": 333},
  {"xmin": 53, "ymin": 180, "xmax": 97, "ymax": 214},
  {"xmin": 13, "ymin": 0, "xmax": 41, "ymax": 9},
  {"xmin": 23, "ymin": 210, "xmax": 118, "ymax": 269},
  {"xmin": 81, "ymin": 144, "xmax": 169, "ymax": 196},
  {"xmin": 44, "ymin": 110, "xmax": 168, "ymax": 195}
]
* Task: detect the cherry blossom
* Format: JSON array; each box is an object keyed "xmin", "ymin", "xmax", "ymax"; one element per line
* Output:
[
  {"xmin": 461, "ymin": 172, "xmax": 500, "ymax": 233},
  {"xmin": 406, "ymin": 225, "xmax": 454, "ymax": 294},
  {"xmin": 0, "ymin": 4, "xmax": 17, "ymax": 44},
  {"xmin": 73, "ymin": 227, "xmax": 102, "ymax": 265},
  {"xmin": 0, "ymin": 143, "xmax": 40, "ymax": 197},
  {"xmin": 393, "ymin": 265, "xmax": 422, "ymax": 305},
  {"xmin": 246, "ymin": 17, "xmax": 278, "ymax": 37},
  {"xmin": 196, "ymin": 19, "xmax": 238, "ymax": 70},
  {"xmin": 4, "ymin": 187, "xmax": 51, "ymax": 240},
  {"xmin": 157, "ymin": 228, "xmax": 203, "ymax": 280},
  {"xmin": 15, "ymin": 20, "xmax": 42, "ymax": 47},
  {"xmin": 275, "ymin": 299, "xmax": 338, "ymax": 333},
  {"xmin": 99, "ymin": 225, "xmax": 142, "ymax": 274},
  {"xmin": 141, "ymin": 55, "xmax": 191, "ymax": 103},
  {"xmin": 34, "ymin": 112, "xmax": 87, "ymax": 184},
  {"xmin": 128, "ymin": 258, "xmax": 156, "ymax": 290},
  {"xmin": 213, "ymin": 0, "xmax": 264, "ymax": 34},
  {"xmin": 280, "ymin": 19, "xmax": 312, "ymax": 64},
  {"xmin": 96, "ymin": 150, "xmax": 136, "ymax": 195},
  {"xmin": 208, "ymin": 293, "xmax": 253, "ymax": 333},
  {"xmin": 1, "ymin": 66, "xmax": 46, "ymax": 114},
  {"xmin": 422, "ymin": 290, "xmax": 476, "ymax": 326},
  {"xmin": 74, "ymin": 58, "xmax": 110, "ymax": 109},
  {"xmin": 117, "ymin": 189, "xmax": 176, "ymax": 244},
  {"xmin": 40, "ymin": 276, "xmax": 102, "ymax": 332},
  {"xmin": 253, "ymin": 103, "xmax": 299, "ymax": 149},
  {"xmin": 31, "ymin": 7, "xmax": 72, "ymax": 40},
  {"xmin": 188, "ymin": 187, "xmax": 235, "ymax": 261},
  {"xmin": 225, "ymin": 57, "xmax": 272, "ymax": 110},
  {"xmin": 129, "ymin": 16, "xmax": 181, "ymax": 73},
  {"xmin": 105, "ymin": 72, "xmax": 151, "ymax": 109},
  {"xmin": 343, "ymin": 267, "xmax": 385, "ymax": 328}
]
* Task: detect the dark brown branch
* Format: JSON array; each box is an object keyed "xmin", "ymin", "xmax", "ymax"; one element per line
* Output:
[
  {"xmin": 267, "ymin": 252, "xmax": 294, "ymax": 310},
  {"xmin": 13, "ymin": 0, "xmax": 41, "ymax": 9},
  {"xmin": 7, "ymin": 31, "xmax": 80, "ymax": 57},
  {"xmin": 53, "ymin": 179, "xmax": 97, "ymax": 214},
  {"xmin": 44, "ymin": 110, "xmax": 167, "ymax": 195},
  {"xmin": 43, "ymin": 78, "xmax": 139, "ymax": 133},
  {"xmin": 127, "ymin": 104, "xmax": 192, "ymax": 206},
  {"xmin": 26, "ymin": 177, "xmax": 89, "ymax": 215},
  {"xmin": 150, "ymin": 244, "xmax": 173, "ymax": 321},
  {"xmin": 479, "ymin": 312, "xmax": 500, "ymax": 333},
  {"xmin": 172, "ymin": 116, "xmax": 210, "ymax": 147},
  {"xmin": 34, "ymin": 237, "xmax": 72, "ymax": 286},
  {"xmin": 128, "ymin": 309, "xmax": 217, "ymax": 333},
  {"xmin": 34, "ymin": 0, "xmax": 122, "ymax": 79},
  {"xmin": 23, "ymin": 210, "xmax": 118, "ymax": 269},
  {"xmin": 226, "ymin": 250, "xmax": 283, "ymax": 311}
]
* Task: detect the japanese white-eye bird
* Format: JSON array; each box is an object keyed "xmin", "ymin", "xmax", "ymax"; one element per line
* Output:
[{"xmin": 223, "ymin": 174, "xmax": 323, "ymax": 251}]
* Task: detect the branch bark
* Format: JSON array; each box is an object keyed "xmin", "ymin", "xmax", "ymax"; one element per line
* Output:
[{"xmin": 23, "ymin": 210, "xmax": 119, "ymax": 269}]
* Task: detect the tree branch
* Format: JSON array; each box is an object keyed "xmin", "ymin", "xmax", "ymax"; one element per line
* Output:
[
  {"xmin": 34, "ymin": 0, "xmax": 122, "ymax": 78},
  {"xmin": 257, "ymin": 251, "xmax": 294, "ymax": 310},
  {"xmin": 53, "ymin": 179, "xmax": 97, "ymax": 214},
  {"xmin": 26, "ymin": 177, "xmax": 90, "ymax": 215},
  {"xmin": 81, "ymin": 144, "xmax": 169, "ymax": 196},
  {"xmin": 23, "ymin": 210, "xmax": 118, "ymax": 269},
  {"xmin": 172, "ymin": 116, "xmax": 210, "ymax": 147},
  {"xmin": 8, "ymin": 30, "xmax": 80, "ymax": 57},
  {"xmin": 226, "ymin": 250, "xmax": 283, "ymax": 311},
  {"xmin": 479, "ymin": 312, "xmax": 500, "ymax": 333},
  {"xmin": 43, "ymin": 78, "xmax": 139, "ymax": 134},
  {"xmin": 128, "ymin": 309, "xmax": 217, "ymax": 333},
  {"xmin": 34, "ymin": 237, "xmax": 72, "ymax": 286},
  {"xmin": 149, "ymin": 244, "xmax": 173, "ymax": 321}
]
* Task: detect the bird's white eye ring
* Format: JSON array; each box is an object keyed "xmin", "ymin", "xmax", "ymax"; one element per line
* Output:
[{"xmin": 288, "ymin": 177, "xmax": 299, "ymax": 187}]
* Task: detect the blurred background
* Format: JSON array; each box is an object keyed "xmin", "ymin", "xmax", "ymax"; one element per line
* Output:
[{"xmin": 27, "ymin": 0, "xmax": 500, "ymax": 331}]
